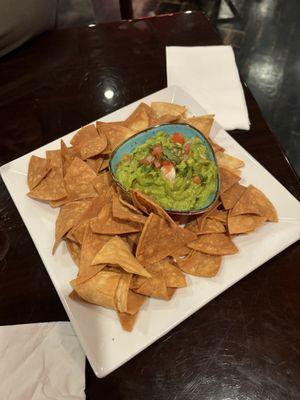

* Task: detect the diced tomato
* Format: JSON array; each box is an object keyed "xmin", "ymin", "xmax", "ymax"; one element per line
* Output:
[
  {"xmin": 154, "ymin": 159, "xmax": 162, "ymax": 169},
  {"xmin": 192, "ymin": 176, "xmax": 201, "ymax": 184},
  {"xmin": 184, "ymin": 143, "xmax": 191, "ymax": 155},
  {"xmin": 162, "ymin": 160, "xmax": 172, "ymax": 167},
  {"xmin": 151, "ymin": 144, "xmax": 163, "ymax": 158},
  {"xmin": 139, "ymin": 158, "xmax": 152, "ymax": 166},
  {"xmin": 171, "ymin": 132, "xmax": 185, "ymax": 144}
]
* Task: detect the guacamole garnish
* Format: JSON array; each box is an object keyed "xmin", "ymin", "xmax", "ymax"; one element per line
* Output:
[{"xmin": 115, "ymin": 131, "xmax": 218, "ymax": 211}]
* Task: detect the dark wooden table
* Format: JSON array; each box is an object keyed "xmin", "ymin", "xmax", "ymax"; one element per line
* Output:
[{"xmin": 0, "ymin": 11, "xmax": 299, "ymax": 400}]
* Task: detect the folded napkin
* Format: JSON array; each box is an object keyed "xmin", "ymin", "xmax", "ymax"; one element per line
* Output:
[
  {"xmin": 166, "ymin": 46, "xmax": 250, "ymax": 130},
  {"xmin": 0, "ymin": 322, "xmax": 85, "ymax": 400}
]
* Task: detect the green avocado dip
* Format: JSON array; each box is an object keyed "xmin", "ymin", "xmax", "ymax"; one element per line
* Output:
[{"xmin": 115, "ymin": 131, "xmax": 218, "ymax": 211}]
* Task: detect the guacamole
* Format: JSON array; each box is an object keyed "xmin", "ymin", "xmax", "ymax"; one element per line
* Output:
[{"xmin": 115, "ymin": 131, "xmax": 218, "ymax": 211}]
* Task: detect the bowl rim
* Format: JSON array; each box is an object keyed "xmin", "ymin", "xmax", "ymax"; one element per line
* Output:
[{"xmin": 109, "ymin": 122, "xmax": 220, "ymax": 215}]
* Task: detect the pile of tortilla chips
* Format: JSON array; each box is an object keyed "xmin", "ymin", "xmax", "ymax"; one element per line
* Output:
[{"xmin": 27, "ymin": 101, "xmax": 278, "ymax": 332}]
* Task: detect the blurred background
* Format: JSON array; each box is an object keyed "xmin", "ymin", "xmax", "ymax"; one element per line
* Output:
[{"xmin": 1, "ymin": 0, "xmax": 299, "ymax": 176}]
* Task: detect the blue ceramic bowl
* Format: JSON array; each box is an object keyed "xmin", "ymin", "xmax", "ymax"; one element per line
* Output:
[{"xmin": 109, "ymin": 123, "xmax": 220, "ymax": 215}]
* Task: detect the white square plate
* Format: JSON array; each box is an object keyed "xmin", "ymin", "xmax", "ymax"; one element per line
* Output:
[{"xmin": 1, "ymin": 86, "xmax": 300, "ymax": 378}]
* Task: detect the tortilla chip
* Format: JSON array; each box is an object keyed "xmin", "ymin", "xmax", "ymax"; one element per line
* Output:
[
  {"xmin": 158, "ymin": 259, "xmax": 186, "ymax": 288},
  {"xmin": 55, "ymin": 157, "xmax": 98, "ymax": 207},
  {"xmin": 86, "ymin": 157, "xmax": 104, "ymax": 173},
  {"xmin": 126, "ymin": 232, "xmax": 140, "ymax": 254},
  {"xmin": 177, "ymin": 251, "xmax": 222, "ymax": 277},
  {"xmin": 132, "ymin": 264, "xmax": 174, "ymax": 300},
  {"xmin": 117, "ymin": 290, "xmax": 146, "ymax": 331},
  {"xmin": 196, "ymin": 200, "xmax": 221, "ymax": 231},
  {"xmin": 92, "ymin": 236, "xmax": 151, "ymax": 278},
  {"xmin": 53, "ymin": 199, "xmax": 92, "ymax": 253},
  {"xmin": 27, "ymin": 155, "xmax": 51, "ymax": 190},
  {"xmin": 228, "ymin": 214, "xmax": 266, "ymax": 234},
  {"xmin": 46, "ymin": 150, "xmax": 62, "ymax": 168},
  {"xmin": 115, "ymin": 273, "xmax": 132, "ymax": 312},
  {"xmin": 125, "ymin": 103, "xmax": 149, "ymax": 132},
  {"xmin": 185, "ymin": 115, "xmax": 214, "ymax": 137},
  {"xmin": 112, "ymin": 196, "xmax": 147, "ymax": 225},
  {"xmin": 92, "ymin": 171, "xmax": 113, "ymax": 196},
  {"xmin": 70, "ymin": 124, "xmax": 98, "ymax": 147},
  {"xmin": 188, "ymin": 233, "xmax": 238, "ymax": 255},
  {"xmin": 66, "ymin": 239, "xmax": 81, "ymax": 267},
  {"xmin": 136, "ymin": 213, "xmax": 197, "ymax": 265},
  {"xmin": 27, "ymin": 166, "xmax": 67, "ymax": 201},
  {"xmin": 151, "ymin": 102, "xmax": 187, "ymax": 118},
  {"xmin": 99, "ymin": 158, "xmax": 110, "ymax": 171},
  {"xmin": 60, "ymin": 140, "xmax": 79, "ymax": 176},
  {"xmin": 198, "ymin": 218, "xmax": 226, "ymax": 234},
  {"xmin": 220, "ymin": 183, "xmax": 246, "ymax": 210},
  {"xmin": 231, "ymin": 185, "xmax": 278, "ymax": 222},
  {"xmin": 209, "ymin": 209, "xmax": 228, "ymax": 223},
  {"xmin": 78, "ymin": 223, "xmax": 111, "ymax": 280},
  {"xmin": 97, "ymin": 124, "xmax": 135, "ymax": 152},
  {"xmin": 219, "ymin": 167, "xmax": 240, "ymax": 194},
  {"xmin": 216, "ymin": 151, "xmax": 245, "ymax": 170},
  {"xmin": 70, "ymin": 196, "xmax": 108, "ymax": 244},
  {"xmin": 79, "ymin": 133, "xmax": 107, "ymax": 160},
  {"xmin": 71, "ymin": 270, "xmax": 120, "ymax": 309},
  {"xmin": 185, "ymin": 218, "xmax": 201, "ymax": 234},
  {"xmin": 211, "ymin": 140, "xmax": 225, "ymax": 153},
  {"xmin": 171, "ymin": 245, "xmax": 192, "ymax": 259},
  {"xmin": 90, "ymin": 202, "xmax": 142, "ymax": 235},
  {"xmin": 131, "ymin": 190, "xmax": 174, "ymax": 225}
]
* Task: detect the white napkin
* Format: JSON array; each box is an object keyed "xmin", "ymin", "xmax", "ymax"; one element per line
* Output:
[
  {"xmin": 166, "ymin": 45, "xmax": 250, "ymax": 130},
  {"xmin": 0, "ymin": 322, "xmax": 85, "ymax": 400}
]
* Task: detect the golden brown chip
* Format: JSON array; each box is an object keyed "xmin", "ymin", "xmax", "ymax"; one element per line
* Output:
[
  {"xmin": 219, "ymin": 167, "xmax": 240, "ymax": 194},
  {"xmin": 92, "ymin": 236, "xmax": 151, "ymax": 278},
  {"xmin": 117, "ymin": 290, "xmax": 146, "ymax": 331},
  {"xmin": 131, "ymin": 190, "xmax": 174, "ymax": 225},
  {"xmin": 27, "ymin": 155, "xmax": 52, "ymax": 190},
  {"xmin": 177, "ymin": 251, "xmax": 222, "ymax": 277},
  {"xmin": 117, "ymin": 311, "xmax": 137, "ymax": 332},
  {"xmin": 90, "ymin": 203, "xmax": 142, "ymax": 235},
  {"xmin": 185, "ymin": 115, "xmax": 214, "ymax": 137},
  {"xmin": 99, "ymin": 158, "xmax": 109, "ymax": 171},
  {"xmin": 112, "ymin": 196, "xmax": 147, "ymax": 225},
  {"xmin": 53, "ymin": 199, "xmax": 92, "ymax": 253},
  {"xmin": 65, "ymin": 239, "xmax": 81, "ymax": 267},
  {"xmin": 188, "ymin": 233, "xmax": 238, "ymax": 255},
  {"xmin": 126, "ymin": 290, "xmax": 146, "ymax": 315},
  {"xmin": 124, "ymin": 103, "xmax": 149, "ymax": 132},
  {"xmin": 92, "ymin": 171, "xmax": 113, "ymax": 196},
  {"xmin": 86, "ymin": 157, "xmax": 104, "ymax": 173},
  {"xmin": 115, "ymin": 273, "xmax": 132, "ymax": 312},
  {"xmin": 70, "ymin": 124, "xmax": 98, "ymax": 147},
  {"xmin": 46, "ymin": 150, "xmax": 62, "ymax": 168},
  {"xmin": 27, "ymin": 166, "xmax": 67, "ymax": 201},
  {"xmin": 198, "ymin": 218, "xmax": 226, "ymax": 234},
  {"xmin": 220, "ymin": 182, "xmax": 246, "ymax": 210},
  {"xmin": 126, "ymin": 232, "xmax": 141, "ymax": 254},
  {"xmin": 209, "ymin": 209, "xmax": 228, "ymax": 223},
  {"xmin": 70, "ymin": 196, "xmax": 108, "ymax": 244},
  {"xmin": 79, "ymin": 134, "xmax": 107, "ymax": 160},
  {"xmin": 51, "ymin": 157, "xmax": 98, "ymax": 207},
  {"xmin": 60, "ymin": 140, "xmax": 79, "ymax": 176},
  {"xmin": 78, "ymin": 223, "xmax": 111, "ymax": 280},
  {"xmin": 132, "ymin": 264, "xmax": 174, "ymax": 300},
  {"xmin": 156, "ymin": 114, "xmax": 181, "ymax": 124},
  {"xmin": 171, "ymin": 245, "xmax": 192, "ymax": 259},
  {"xmin": 151, "ymin": 102, "xmax": 187, "ymax": 118},
  {"xmin": 136, "ymin": 213, "xmax": 197, "ymax": 265},
  {"xmin": 158, "ymin": 259, "xmax": 186, "ymax": 288},
  {"xmin": 231, "ymin": 185, "xmax": 278, "ymax": 222},
  {"xmin": 228, "ymin": 214, "xmax": 266, "ymax": 234},
  {"xmin": 216, "ymin": 151, "xmax": 245, "ymax": 170},
  {"xmin": 97, "ymin": 124, "xmax": 135, "ymax": 152},
  {"xmin": 71, "ymin": 270, "xmax": 120, "ymax": 310}
]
